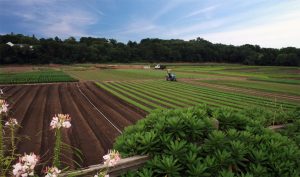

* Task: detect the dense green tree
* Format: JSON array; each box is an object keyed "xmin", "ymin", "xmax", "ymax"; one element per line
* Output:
[{"xmin": 0, "ymin": 34, "xmax": 299, "ymax": 66}]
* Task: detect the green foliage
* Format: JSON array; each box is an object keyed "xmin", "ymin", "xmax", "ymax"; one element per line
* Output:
[
  {"xmin": 100, "ymin": 80, "xmax": 299, "ymax": 113},
  {"xmin": 53, "ymin": 129, "xmax": 62, "ymax": 168},
  {"xmin": 0, "ymin": 70, "xmax": 77, "ymax": 84},
  {"xmin": 1, "ymin": 34, "xmax": 300, "ymax": 66},
  {"xmin": 114, "ymin": 105, "xmax": 300, "ymax": 177}
]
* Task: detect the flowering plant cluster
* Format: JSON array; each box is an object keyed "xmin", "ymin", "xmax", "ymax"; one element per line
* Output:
[
  {"xmin": 93, "ymin": 150, "xmax": 121, "ymax": 177},
  {"xmin": 44, "ymin": 166, "xmax": 61, "ymax": 177},
  {"xmin": 103, "ymin": 150, "xmax": 121, "ymax": 167},
  {"xmin": 12, "ymin": 153, "xmax": 39, "ymax": 177},
  {"xmin": 5, "ymin": 118, "xmax": 18, "ymax": 127},
  {"xmin": 0, "ymin": 99, "xmax": 9, "ymax": 114},
  {"xmin": 50, "ymin": 114, "xmax": 71, "ymax": 129},
  {"xmin": 94, "ymin": 171, "xmax": 109, "ymax": 177}
]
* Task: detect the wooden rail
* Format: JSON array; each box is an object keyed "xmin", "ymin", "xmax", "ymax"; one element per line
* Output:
[{"xmin": 59, "ymin": 155, "xmax": 149, "ymax": 177}]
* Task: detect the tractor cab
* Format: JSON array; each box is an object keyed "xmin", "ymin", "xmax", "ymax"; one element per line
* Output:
[{"xmin": 166, "ymin": 69, "xmax": 176, "ymax": 81}]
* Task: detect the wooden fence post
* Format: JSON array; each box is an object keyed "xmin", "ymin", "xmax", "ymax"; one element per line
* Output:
[{"xmin": 59, "ymin": 155, "xmax": 149, "ymax": 177}]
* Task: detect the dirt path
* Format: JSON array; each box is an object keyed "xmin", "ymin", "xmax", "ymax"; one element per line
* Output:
[
  {"xmin": 2, "ymin": 82, "xmax": 147, "ymax": 168},
  {"xmin": 180, "ymin": 79, "xmax": 300, "ymax": 103}
]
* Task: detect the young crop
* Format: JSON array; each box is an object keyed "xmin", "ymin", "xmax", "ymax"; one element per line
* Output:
[
  {"xmin": 0, "ymin": 70, "xmax": 77, "ymax": 84},
  {"xmin": 102, "ymin": 80, "xmax": 299, "ymax": 112}
]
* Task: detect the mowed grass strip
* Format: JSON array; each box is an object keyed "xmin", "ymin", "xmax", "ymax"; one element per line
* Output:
[
  {"xmin": 123, "ymin": 81, "xmax": 232, "ymax": 109},
  {"xmin": 155, "ymin": 81, "xmax": 297, "ymax": 110},
  {"xmin": 108, "ymin": 82, "xmax": 180, "ymax": 109},
  {"xmin": 108, "ymin": 80, "xmax": 298, "ymax": 111},
  {"xmin": 102, "ymin": 82, "xmax": 159, "ymax": 109},
  {"xmin": 120, "ymin": 81, "xmax": 195, "ymax": 107},
  {"xmin": 158, "ymin": 80, "xmax": 297, "ymax": 108},
  {"xmin": 201, "ymin": 79, "xmax": 300, "ymax": 96},
  {"xmin": 127, "ymin": 81, "xmax": 243, "ymax": 110},
  {"xmin": 100, "ymin": 82, "xmax": 165, "ymax": 110},
  {"xmin": 96, "ymin": 83, "xmax": 152, "ymax": 112},
  {"xmin": 105, "ymin": 81, "xmax": 241, "ymax": 110}
]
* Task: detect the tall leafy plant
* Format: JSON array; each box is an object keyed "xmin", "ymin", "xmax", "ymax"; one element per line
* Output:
[{"xmin": 115, "ymin": 105, "xmax": 300, "ymax": 177}]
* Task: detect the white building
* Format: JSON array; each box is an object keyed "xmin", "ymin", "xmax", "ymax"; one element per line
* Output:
[
  {"xmin": 6, "ymin": 42, "xmax": 14, "ymax": 47},
  {"xmin": 6, "ymin": 42, "xmax": 33, "ymax": 49}
]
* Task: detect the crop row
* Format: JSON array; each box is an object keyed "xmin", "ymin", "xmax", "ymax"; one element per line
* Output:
[
  {"xmin": 96, "ymin": 80, "xmax": 299, "ymax": 112},
  {"xmin": 124, "ymin": 81, "xmax": 296, "ymax": 109},
  {"xmin": 0, "ymin": 70, "xmax": 77, "ymax": 84}
]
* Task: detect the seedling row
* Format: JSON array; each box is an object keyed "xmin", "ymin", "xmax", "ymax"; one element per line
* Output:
[
  {"xmin": 0, "ymin": 70, "xmax": 77, "ymax": 84},
  {"xmin": 97, "ymin": 80, "xmax": 299, "ymax": 112}
]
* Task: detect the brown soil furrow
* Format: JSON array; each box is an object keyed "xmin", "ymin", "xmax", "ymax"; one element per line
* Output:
[
  {"xmin": 7, "ymin": 86, "xmax": 33, "ymax": 111},
  {"xmin": 1, "ymin": 85, "xmax": 15, "ymax": 95},
  {"xmin": 84, "ymin": 82, "xmax": 146, "ymax": 121},
  {"xmin": 2, "ymin": 85, "xmax": 22, "ymax": 100},
  {"xmin": 17, "ymin": 85, "xmax": 48, "ymax": 155},
  {"xmin": 68, "ymin": 83, "xmax": 120, "ymax": 147},
  {"xmin": 60, "ymin": 83, "xmax": 105, "ymax": 166},
  {"xmin": 180, "ymin": 79, "xmax": 300, "ymax": 103},
  {"xmin": 58, "ymin": 84, "xmax": 82, "ymax": 168},
  {"xmin": 96, "ymin": 83, "xmax": 148, "ymax": 117},
  {"xmin": 12, "ymin": 86, "xmax": 40, "ymax": 124},
  {"xmin": 6, "ymin": 82, "xmax": 147, "ymax": 168},
  {"xmin": 79, "ymin": 83, "xmax": 133, "ymax": 128},
  {"xmin": 40, "ymin": 84, "xmax": 75, "ymax": 168}
]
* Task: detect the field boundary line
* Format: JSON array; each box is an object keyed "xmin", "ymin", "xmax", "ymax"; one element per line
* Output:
[{"xmin": 76, "ymin": 83, "xmax": 123, "ymax": 134}]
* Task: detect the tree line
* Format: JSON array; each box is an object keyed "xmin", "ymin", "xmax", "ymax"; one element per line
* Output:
[{"xmin": 0, "ymin": 34, "xmax": 299, "ymax": 66}]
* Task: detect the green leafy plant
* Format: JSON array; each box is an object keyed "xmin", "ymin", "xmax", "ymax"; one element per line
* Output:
[{"xmin": 115, "ymin": 105, "xmax": 300, "ymax": 177}]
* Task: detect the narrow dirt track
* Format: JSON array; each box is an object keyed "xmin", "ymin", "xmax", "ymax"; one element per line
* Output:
[{"xmin": 1, "ymin": 82, "xmax": 146, "ymax": 169}]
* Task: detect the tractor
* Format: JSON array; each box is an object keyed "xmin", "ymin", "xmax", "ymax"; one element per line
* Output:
[{"xmin": 166, "ymin": 69, "xmax": 176, "ymax": 81}]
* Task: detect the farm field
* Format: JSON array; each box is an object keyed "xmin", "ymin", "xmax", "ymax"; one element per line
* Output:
[
  {"xmin": 200, "ymin": 79, "xmax": 300, "ymax": 96},
  {"xmin": 0, "ymin": 67, "xmax": 77, "ymax": 84},
  {"xmin": 65, "ymin": 63, "xmax": 300, "ymax": 85},
  {"xmin": 1, "ymin": 63, "xmax": 299, "ymax": 174},
  {"xmin": 1, "ymin": 82, "xmax": 145, "ymax": 168},
  {"xmin": 97, "ymin": 80, "xmax": 300, "ymax": 112}
]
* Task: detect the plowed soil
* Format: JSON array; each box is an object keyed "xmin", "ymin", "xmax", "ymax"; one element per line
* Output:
[{"xmin": 1, "ymin": 82, "xmax": 146, "ymax": 169}]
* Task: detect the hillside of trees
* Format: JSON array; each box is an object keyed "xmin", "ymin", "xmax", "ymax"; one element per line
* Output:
[{"xmin": 0, "ymin": 34, "xmax": 299, "ymax": 66}]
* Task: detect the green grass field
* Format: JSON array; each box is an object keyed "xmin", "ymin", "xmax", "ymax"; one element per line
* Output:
[
  {"xmin": 0, "ymin": 69, "xmax": 77, "ymax": 84},
  {"xmin": 66, "ymin": 69, "xmax": 165, "ymax": 81},
  {"xmin": 201, "ymin": 79, "xmax": 300, "ymax": 96},
  {"xmin": 171, "ymin": 65, "xmax": 300, "ymax": 83},
  {"xmin": 97, "ymin": 80, "xmax": 299, "ymax": 112},
  {"xmin": 2, "ymin": 64, "xmax": 299, "ymax": 111}
]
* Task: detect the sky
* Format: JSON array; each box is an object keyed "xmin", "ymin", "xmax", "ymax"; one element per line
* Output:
[{"xmin": 0, "ymin": 0, "xmax": 300, "ymax": 48}]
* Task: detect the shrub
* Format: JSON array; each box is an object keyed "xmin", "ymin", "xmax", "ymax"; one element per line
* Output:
[{"xmin": 114, "ymin": 105, "xmax": 300, "ymax": 177}]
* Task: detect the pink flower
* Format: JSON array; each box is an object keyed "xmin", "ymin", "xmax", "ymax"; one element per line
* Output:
[
  {"xmin": 5, "ymin": 118, "xmax": 18, "ymax": 127},
  {"xmin": 44, "ymin": 166, "xmax": 61, "ymax": 177},
  {"xmin": 94, "ymin": 172, "xmax": 109, "ymax": 177},
  {"xmin": 103, "ymin": 150, "xmax": 121, "ymax": 167},
  {"xmin": 13, "ymin": 153, "xmax": 39, "ymax": 177},
  {"xmin": 50, "ymin": 114, "xmax": 71, "ymax": 129},
  {"xmin": 0, "ymin": 99, "xmax": 9, "ymax": 114}
]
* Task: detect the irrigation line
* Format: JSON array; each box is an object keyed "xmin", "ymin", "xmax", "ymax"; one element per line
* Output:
[{"xmin": 76, "ymin": 83, "xmax": 123, "ymax": 134}]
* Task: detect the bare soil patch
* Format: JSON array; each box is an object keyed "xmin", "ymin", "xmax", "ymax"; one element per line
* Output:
[
  {"xmin": 2, "ymin": 82, "xmax": 146, "ymax": 168},
  {"xmin": 95, "ymin": 64, "xmax": 145, "ymax": 69}
]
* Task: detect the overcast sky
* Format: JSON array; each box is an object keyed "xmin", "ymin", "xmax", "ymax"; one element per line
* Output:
[{"xmin": 0, "ymin": 0, "xmax": 299, "ymax": 48}]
